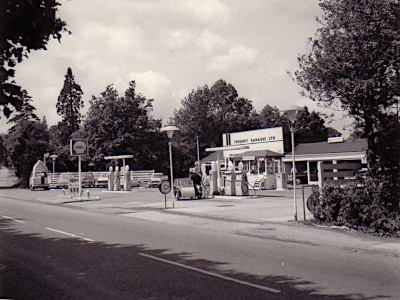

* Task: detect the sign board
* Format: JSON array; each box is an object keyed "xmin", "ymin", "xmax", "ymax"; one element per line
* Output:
[
  {"xmin": 159, "ymin": 180, "xmax": 171, "ymax": 194},
  {"xmin": 68, "ymin": 177, "xmax": 79, "ymax": 188},
  {"xmin": 328, "ymin": 136, "xmax": 344, "ymax": 144},
  {"xmin": 222, "ymin": 127, "xmax": 284, "ymax": 159},
  {"xmin": 223, "ymin": 127, "xmax": 283, "ymax": 148},
  {"xmin": 242, "ymin": 156, "xmax": 255, "ymax": 161},
  {"xmin": 70, "ymin": 139, "xmax": 88, "ymax": 156},
  {"xmin": 68, "ymin": 177, "xmax": 79, "ymax": 193}
]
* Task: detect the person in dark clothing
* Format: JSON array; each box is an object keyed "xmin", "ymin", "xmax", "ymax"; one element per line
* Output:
[{"xmin": 190, "ymin": 169, "xmax": 202, "ymax": 198}]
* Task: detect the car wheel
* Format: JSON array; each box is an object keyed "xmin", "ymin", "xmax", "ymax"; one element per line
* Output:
[{"xmin": 306, "ymin": 196, "xmax": 312, "ymax": 213}]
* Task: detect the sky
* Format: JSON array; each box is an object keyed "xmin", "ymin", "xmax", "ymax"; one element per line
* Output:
[{"xmin": 1, "ymin": 0, "xmax": 351, "ymax": 134}]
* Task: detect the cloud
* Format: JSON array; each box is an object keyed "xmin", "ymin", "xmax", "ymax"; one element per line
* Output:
[
  {"xmin": 125, "ymin": 70, "xmax": 171, "ymax": 99},
  {"xmin": 0, "ymin": 0, "xmax": 328, "ymax": 135},
  {"xmin": 207, "ymin": 45, "xmax": 258, "ymax": 71},
  {"xmin": 180, "ymin": 0, "xmax": 232, "ymax": 24},
  {"xmin": 196, "ymin": 30, "xmax": 228, "ymax": 54},
  {"xmin": 165, "ymin": 30, "xmax": 195, "ymax": 49}
]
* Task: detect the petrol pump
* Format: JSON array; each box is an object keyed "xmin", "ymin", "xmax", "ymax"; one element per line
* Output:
[
  {"xmin": 224, "ymin": 161, "xmax": 236, "ymax": 196},
  {"xmin": 108, "ymin": 166, "xmax": 115, "ymax": 191},
  {"xmin": 234, "ymin": 162, "xmax": 249, "ymax": 196},
  {"xmin": 209, "ymin": 161, "xmax": 218, "ymax": 195}
]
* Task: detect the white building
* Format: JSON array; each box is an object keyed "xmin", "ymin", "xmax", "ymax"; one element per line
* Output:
[
  {"xmin": 203, "ymin": 127, "xmax": 285, "ymax": 189},
  {"xmin": 202, "ymin": 127, "xmax": 367, "ymax": 189}
]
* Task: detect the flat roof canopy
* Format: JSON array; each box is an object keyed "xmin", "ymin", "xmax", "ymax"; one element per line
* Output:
[
  {"xmin": 230, "ymin": 149, "xmax": 283, "ymax": 159},
  {"xmin": 205, "ymin": 145, "xmax": 249, "ymax": 152},
  {"xmin": 104, "ymin": 155, "xmax": 133, "ymax": 160}
]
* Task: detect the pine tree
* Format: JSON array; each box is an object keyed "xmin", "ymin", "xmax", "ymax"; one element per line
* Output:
[
  {"xmin": 42, "ymin": 116, "xmax": 48, "ymax": 127},
  {"xmin": 56, "ymin": 67, "xmax": 84, "ymax": 145},
  {"xmin": 7, "ymin": 90, "xmax": 39, "ymax": 132}
]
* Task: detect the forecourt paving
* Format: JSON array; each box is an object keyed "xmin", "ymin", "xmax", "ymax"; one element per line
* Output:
[{"xmin": 15, "ymin": 186, "xmax": 400, "ymax": 258}]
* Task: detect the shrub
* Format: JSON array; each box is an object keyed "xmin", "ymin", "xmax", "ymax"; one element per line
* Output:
[{"xmin": 308, "ymin": 177, "xmax": 400, "ymax": 236}]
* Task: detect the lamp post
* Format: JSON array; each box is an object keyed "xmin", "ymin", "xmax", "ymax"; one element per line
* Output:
[
  {"xmin": 161, "ymin": 125, "xmax": 179, "ymax": 208},
  {"xmin": 283, "ymin": 105, "xmax": 304, "ymax": 221},
  {"xmin": 49, "ymin": 155, "xmax": 58, "ymax": 173},
  {"xmin": 43, "ymin": 153, "xmax": 50, "ymax": 168},
  {"xmin": 196, "ymin": 136, "xmax": 200, "ymax": 166}
]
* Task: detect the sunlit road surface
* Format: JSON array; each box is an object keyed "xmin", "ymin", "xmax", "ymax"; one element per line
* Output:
[{"xmin": 0, "ymin": 190, "xmax": 399, "ymax": 299}]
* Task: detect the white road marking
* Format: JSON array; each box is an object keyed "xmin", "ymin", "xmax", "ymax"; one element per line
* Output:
[
  {"xmin": 139, "ymin": 253, "xmax": 281, "ymax": 294},
  {"xmin": 45, "ymin": 227, "xmax": 95, "ymax": 242},
  {"xmin": 0, "ymin": 215, "xmax": 26, "ymax": 224}
]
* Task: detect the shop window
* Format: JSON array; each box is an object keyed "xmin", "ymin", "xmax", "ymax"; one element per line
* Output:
[
  {"xmin": 250, "ymin": 161, "xmax": 258, "ymax": 174},
  {"xmin": 309, "ymin": 161, "xmax": 318, "ymax": 182},
  {"xmin": 259, "ymin": 159, "xmax": 266, "ymax": 174},
  {"xmin": 266, "ymin": 158, "xmax": 278, "ymax": 175}
]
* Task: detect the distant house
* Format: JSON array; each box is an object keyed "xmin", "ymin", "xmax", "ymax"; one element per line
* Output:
[{"xmin": 0, "ymin": 166, "xmax": 18, "ymax": 188}]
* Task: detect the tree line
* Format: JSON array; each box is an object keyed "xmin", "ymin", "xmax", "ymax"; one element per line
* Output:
[{"xmin": 0, "ymin": 70, "xmax": 339, "ymax": 186}]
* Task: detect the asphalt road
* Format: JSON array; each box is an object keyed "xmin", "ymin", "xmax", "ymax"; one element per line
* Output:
[{"xmin": 0, "ymin": 191, "xmax": 399, "ymax": 299}]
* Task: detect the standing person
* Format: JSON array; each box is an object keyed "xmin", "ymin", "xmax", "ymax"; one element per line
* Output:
[
  {"xmin": 190, "ymin": 168, "xmax": 202, "ymax": 198},
  {"xmin": 194, "ymin": 161, "xmax": 201, "ymax": 174}
]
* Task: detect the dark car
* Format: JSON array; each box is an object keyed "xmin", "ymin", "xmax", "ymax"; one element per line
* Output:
[{"xmin": 82, "ymin": 172, "xmax": 95, "ymax": 188}]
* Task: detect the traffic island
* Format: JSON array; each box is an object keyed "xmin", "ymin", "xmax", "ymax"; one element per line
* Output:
[
  {"xmin": 61, "ymin": 196, "xmax": 101, "ymax": 204},
  {"xmin": 59, "ymin": 189, "xmax": 101, "ymax": 203}
]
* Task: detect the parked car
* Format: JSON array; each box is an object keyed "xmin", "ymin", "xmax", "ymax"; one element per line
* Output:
[
  {"xmin": 148, "ymin": 173, "xmax": 168, "ymax": 188},
  {"xmin": 174, "ymin": 178, "xmax": 203, "ymax": 200},
  {"xmin": 82, "ymin": 172, "xmax": 95, "ymax": 188},
  {"xmin": 96, "ymin": 173, "xmax": 108, "ymax": 188}
]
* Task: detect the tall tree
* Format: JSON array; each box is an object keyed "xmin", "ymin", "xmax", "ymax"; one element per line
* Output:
[
  {"xmin": 258, "ymin": 105, "xmax": 285, "ymax": 129},
  {"xmin": 4, "ymin": 120, "xmax": 49, "ymax": 187},
  {"xmin": 7, "ymin": 90, "xmax": 39, "ymax": 132},
  {"xmin": 294, "ymin": 106, "xmax": 341, "ymax": 143},
  {"xmin": 258, "ymin": 104, "xmax": 341, "ymax": 151},
  {"xmin": 56, "ymin": 67, "xmax": 84, "ymax": 145},
  {"xmin": 172, "ymin": 79, "xmax": 259, "ymax": 174},
  {"xmin": 0, "ymin": 0, "xmax": 67, "ymax": 119},
  {"xmin": 81, "ymin": 81, "xmax": 166, "ymax": 171},
  {"xmin": 295, "ymin": 0, "xmax": 400, "ymax": 208}
]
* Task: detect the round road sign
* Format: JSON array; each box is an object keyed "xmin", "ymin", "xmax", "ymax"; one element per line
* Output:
[{"xmin": 159, "ymin": 180, "xmax": 171, "ymax": 194}]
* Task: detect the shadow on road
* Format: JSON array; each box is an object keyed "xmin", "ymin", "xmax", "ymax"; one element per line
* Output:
[{"xmin": 0, "ymin": 220, "xmax": 388, "ymax": 300}]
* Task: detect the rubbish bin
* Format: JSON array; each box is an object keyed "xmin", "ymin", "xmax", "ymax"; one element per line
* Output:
[{"xmin": 276, "ymin": 172, "xmax": 287, "ymax": 190}]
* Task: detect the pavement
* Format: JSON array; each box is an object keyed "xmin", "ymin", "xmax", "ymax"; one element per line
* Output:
[{"xmin": 24, "ymin": 186, "xmax": 400, "ymax": 258}]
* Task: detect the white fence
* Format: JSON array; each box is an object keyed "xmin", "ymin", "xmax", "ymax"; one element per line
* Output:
[{"xmin": 48, "ymin": 170, "xmax": 156, "ymax": 188}]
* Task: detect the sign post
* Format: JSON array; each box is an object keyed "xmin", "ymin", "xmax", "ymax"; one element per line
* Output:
[
  {"xmin": 159, "ymin": 180, "xmax": 172, "ymax": 209},
  {"xmin": 70, "ymin": 139, "xmax": 88, "ymax": 196}
]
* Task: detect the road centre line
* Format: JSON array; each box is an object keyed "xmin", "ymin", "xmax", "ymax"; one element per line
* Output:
[
  {"xmin": 46, "ymin": 227, "xmax": 95, "ymax": 242},
  {"xmin": 0, "ymin": 215, "xmax": 26, "ymax": 224},
  {"xmin": 139, "ymin": 253, "xmax": 281, "ymax": 294}
]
